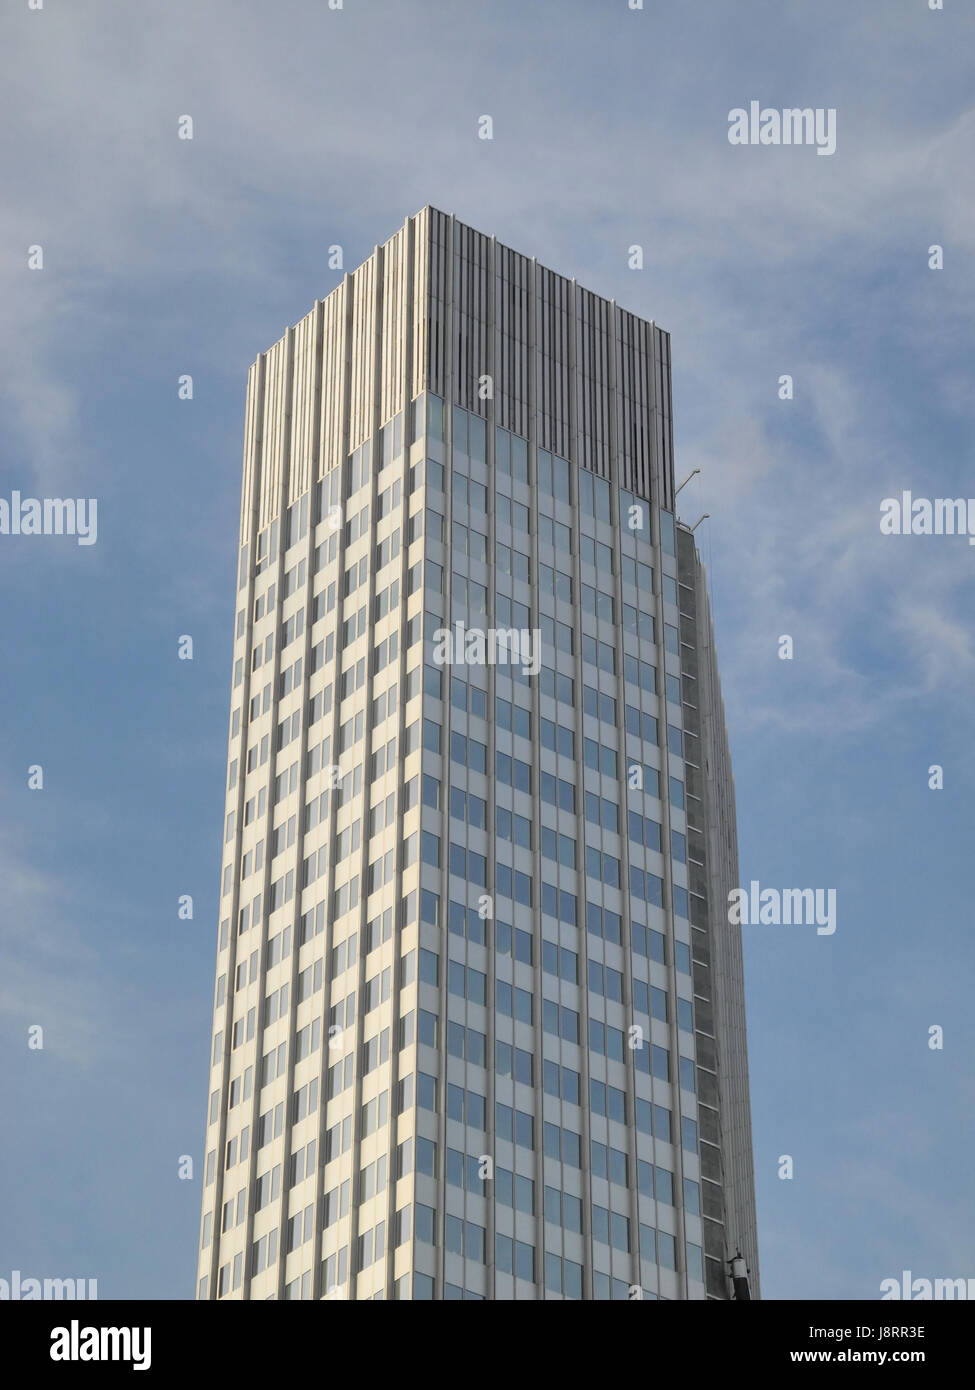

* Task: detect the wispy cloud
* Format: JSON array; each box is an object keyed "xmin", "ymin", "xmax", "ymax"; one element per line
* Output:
[{"xmin": 0, "ymin": 827, "xmax": 105, "ymax": 1068}]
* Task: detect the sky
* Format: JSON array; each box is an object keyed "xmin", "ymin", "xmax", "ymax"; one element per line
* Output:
[{"xmin": 1, "ymin": 0, "xmax": 973, "ymax": 1300}]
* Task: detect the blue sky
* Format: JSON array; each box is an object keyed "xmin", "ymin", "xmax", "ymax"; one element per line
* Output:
[{"xmin": 2, "ymin": 0, "xmax": 973, "ymax": 1299}]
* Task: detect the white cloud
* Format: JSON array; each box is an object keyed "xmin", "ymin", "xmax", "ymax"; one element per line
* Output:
[{"xmin": 0, "ymin": 829, "xmax": 104, "ymax": 1068}]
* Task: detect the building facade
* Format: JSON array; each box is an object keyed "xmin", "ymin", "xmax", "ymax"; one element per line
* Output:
[{"xmin": 196, "ymin": 207, "xmax": 760, "ymax": 1300}]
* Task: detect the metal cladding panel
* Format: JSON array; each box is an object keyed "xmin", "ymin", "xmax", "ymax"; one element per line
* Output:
[
  {"xmin": 535, "ymin": 264, "xmax": 571, "ymax": 458},
  {"xmin": 289, "ymin": 304, "xmax": 320, "ymax": 503},
  {"xmin": 234, "ymin": 207, "xmax": 679, "ymax": 527},
  {"xmin": 259, "ymin": 331, "xmax": 291, "ymax": 528},
  {"xmin": 409, "ymin": 213, "xmax": 675, "ymax": 504},
  {"xmin": 403, "ymin": 212, "xmax": 677, "ymax": 505},
  {"xmin": 655, "ymin": 325, "xmax": 676, "ymax": 511},
  {"xmin": 241, "ymin": 210, "xmax": 679, "ymax": 523},
  {"xmin": 380, "ymin": 226, "xmax": 408, "ymax": 427},
  {"xmin": 318, "ymin": 284, "xmax": 347, "ymax": 479},
  {"xmin": 617, "ymin": 308, "xmax": 655, "ymax": 502},
  {"xmin": 239, "ymin": 357, "xmax": 262, "ymax": 540},
  {"xmin": 424, "ymin": 207, "xmax": 449, "ymax": 401},
  {"xmin": 495, "ymin": 243, "xmax": 531, "ymax": 439},
  {"xmin": 348, "ymin": 254, "xmax": 377, "ymax": 453},
  {"xmin": 411, "ymin": 207, "xmax": 430, "ymax": 404},
  {"xmin": 452, "ymin": 221, "xmax": 491, "ymax": 415},
  {"xmin": 575, "ymin": 286, "xmax": 612, "ymax": 478}
]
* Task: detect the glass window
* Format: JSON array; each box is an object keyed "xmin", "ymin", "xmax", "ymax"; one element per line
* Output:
[{"xmin": 514, "ymin": 1240, "xmax": 534, "ymax": 1283}]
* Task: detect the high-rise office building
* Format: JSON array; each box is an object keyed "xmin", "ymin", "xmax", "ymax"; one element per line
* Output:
[{"xmin": 196, "ymin": 207, "xmax": 760, "ymax": 1301}]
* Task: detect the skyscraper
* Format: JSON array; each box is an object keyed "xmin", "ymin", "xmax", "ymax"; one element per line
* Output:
[{"xmin": 196, "ymin": 207, "xmax": 760, "ymax": 1301}]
